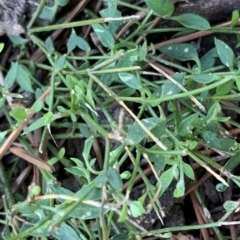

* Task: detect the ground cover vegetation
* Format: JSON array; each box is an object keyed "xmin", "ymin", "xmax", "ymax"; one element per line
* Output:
[{"xmin": 0, "ymin": 0, "xmax": 240, "ymax": 239}]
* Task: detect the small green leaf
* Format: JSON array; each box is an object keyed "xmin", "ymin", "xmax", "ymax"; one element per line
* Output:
[
  {"xmin": 183, "ymin": 162, "xmax": 195, "ymax": 180},
  {"xmin": 159, "ymin": 167, "xmax": 174, "ymax": 196},
  {"xmin": 13, "ymin": 201, "xmax": 39, "ymax": 214},
  {"xmin": 100, "ymin": 8, "xmax": 122, "ymax": 34},
  {"xmin": 161, "ymin": 72, "xmax": 184, "ymax": 97},
  {"xmin": 223, "ymin": 200, "xmax": 239, "ymax": 211},
  {"xmin": 206, "ymin": 102, "xmax": 221, "ymax": 121},
  {"xmin": 52, "ymin": 223, "xmax": 79, "ymax": 240},
  {"xmin": 65, "ymin": 74, "xmax": 79, "ymax": 89},
  {"xmin": 108, "ymin": 168, "xmax": 122, "ymax": 191},
  {"xmin": 39, "ymin": 4, "xmax": 58, "ymax": 21},
  {"xmin": 2, "ymin": 225, "xmax": 11, "ymax": 239},
  {"xmin": 54, "ymin": 54, "xmax": 66, "ymax": 72},
  {"xmin": 67, "ymin": 29, "xmax": 90, "ymax": 53},
  {"xmin": 214, "ymin": 38, "xmax": 235, "ymax": 70},
  {"xmin": 159, "ymin": 232, "xmax": 172, "ymax": 238},
  {"xmin": 31, "ymin": 100, "xmax": 43, "ymax": 113},
  {"xmin": 235, "ymin": 76, "xmax": 240, "ymax": 91},
  {"xmin": 144, "ymin": 0, "xmax": 174, "ymax": 17},
  {"xmin": 29, "ymin": 185, "xmax": 41, "ymax": 195},
  {"xmin": 45, "ymin": 37, "xmax": 54, "ymax": 54},
  {"xmin": 92, "ymin": 24, "xmax": 115, "ymax": 49},
  {"xmin": 118, "ymin": 205, "xmax": 128, "ymax": 222},
  {"xmin": 159, "ymin": 43, "xmax": 201, "ymax": 68},
  {"xmin": 56, "ymin": 0, "xmax": 69, "ymax": 6},
  {"xmin": 219, "ymin": 138, "xmax": 237, "ymax": 152},
  {"xmin": 139, "ymin": 41, "xmax": 148, "ymax": 61},
  {"xmin": 200, "ymin": 48, "xmax": 218, "ymax": 71},
  {"xmin": 224, "ymin": 151, "xmax": 240, "ymax": 171},
  {"xmin": 0, "ymin": 43, "xmax": 4, "ymax": 52},
  {"xmin": 17, "ymin": 65, "xmax": 33, "ymax": 92},
  {"xmin": 110, "ymin": 233, "xmax": 129, "ymax": 240},
  {"xmin": 127, "ymin": 117, "xmax": 159, "ymax": 144},
  {"xmin": 202, "ymin": 131, "xmax": 220, "ymax": 148},
  {"xmin": 5, "ymin": 62, "xmax": 18, "ymax": 88},
  {"xmin": 83, "ymin": 136, "xmax": 94, "ymax": 164},
  {"xmin": 186, "ymin": 140, "xmax": 198, "ymax": 150},
  {"xmin": 178, "ymin": 113, "xmax": 198, "ymax": 137},
  {"xmin": 215, "ymin": 80, "xmax": 234, "ymax": 96},
  {"xmin": 70, "ymin": 113, "xmax": 77, "ymax": 122},
  {"xmin": 8, "ymin": 35, "xmax": 28, "ymax": 46},
  {"xmin": 22, "ymin": 117, "xmax": 46, "ymax": 135},
  {"xmin": 106, "ymin": 0, "xmax": 117, "ymax": 17},
  {"xmin": 231, "ymin": 10, "xmax": 239, "ymax": 27},
  {"xmin": 171, "ymin": 13, "xmax": 210, "ymax": 30},
  {"xmin": 173, "ymin": 179, "xmax": 185, "ymax": 197},
  {"xmin": 0, "ymin": 131, "xmax": 7, "ymax": 145},
  {"xmin": 116, "ymin": 49, "xmax": 139, "ymax": 68},
  {"xmin": 216, "ymin": 183, "xmax": 227, "ymax": 192},
  {"xmin": 58, "ymin": 148, "xmax": 65, "ymax": 159},
  {"xmin": 0, "ymin": 98, "xmax": 5, "ymax": 109},
  {"xmin": 172, "ymin": 164, "xmax": 179, "ymax": 179},
  {"xmin": 129, "ymin": 201, "xmax": 146, "ymax": 217},
  {"xmin": 192, "ymin": 74, "xmax": 219, "ymax": 84},
  {"xmin": 70, "ymin": 203, "xmax": 101, "ymax": 220},
  {"xmin": 120, "ymin": 171, "xmax": 131, "ymax": 179},
  {"xmin": 10, "ymin": 108, "xmax": 27, "ymax": 121},
  {"xmin": 118, "ymin": 72, "xmax": 142, "ymax": 90}
]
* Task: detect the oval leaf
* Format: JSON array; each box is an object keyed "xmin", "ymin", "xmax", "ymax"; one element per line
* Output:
[
  {"xmin": 202, "ymin": 131, "xmax": 220, "ymax": 148},
  {"xmin": 224, "ymin": 151, "xmax": 240, "ymax": 171},
  {"xmin": 67, "ymin": 29, "xmax": 90, "ymax": 53},
  {"xmin": 214, "ymin": 38, "xmax": 235, "ymax": 70},
  {"xmin": 5, "ymin": 62, "xmax": 18, "ymax": 88},
  {"xmin": 145, "ymin": 0, "xmax": 174, "ymax": 17},
  {"xmin": 192, "ymin": 73, "xmax": 219, "ymax": 84},
  {"xmin": 16, "ymin": 65, "xmax": 33, "ymax": 92},
  {"xmin": 118, "ymin": 72, "xmax": 142, "ymax": 89},
  {"xmin": 127, "ymin": 117, "xmax": 159, "ymax": 144},
  {"xmin": 161, "ymin": 72, "xmax": 184, "ymax": 97},
  {"xmin": 159, "ymin": 43, "xmax": 201, "ymax": 68},
  {"xmin": 172, "ymin": 13, "xmax": 210, "ymax": 30},
  {"xmin": 10, "ymin": 108, "xmax": 27, "ymax": 121},
  {"xmin": 92, "ymin": 24, "xmax": 115, "ymax": 49}
]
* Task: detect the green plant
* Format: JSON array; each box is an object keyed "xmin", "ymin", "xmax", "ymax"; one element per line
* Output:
[{"xmin": 0, "ymin": 0, "xmax": 240, "ymax": 239}]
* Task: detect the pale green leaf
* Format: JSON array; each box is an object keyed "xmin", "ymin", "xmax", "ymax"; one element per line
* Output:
[
  {"xmin": 127, "ymin": 117, "xmax": 159, "ymax": 144},
  {"xmin": 224, "ymin": 151, "xmax": 240, "ymax": 171},
  {"xmin": 17, "ymin": 65, "xmax": 33, "ymax": 92},
  {"xmin": 5, "ymin": 62, "xmax": 18, "ymax": 88},
  {"xmin": 31, "ymin": 100, "xmax": 43, "ymax": 113},
  {"xmin": 214, "ymin": 38, "xmax": 235, "ymax": 70},
  {"xmin": 173, "ymin": 179, "xmax": 185, "ymax": 197},
  {"xmin": 183, "ymin": 162, "xmax": 195, "ymax": 180},
  {"xmin": 92, "ymin": 24, "xmax": 115, "ymax": 49},
  {"xmin": 192, "ymin": 74, "xmax": 219, "ymax": 84},
  {"xmin": 202, "ymin": 131, "xmax": 220, "ymax": 148},
  {"xmin": 161, "ymin": 72, "xmax": 184, "ymax": 97},
  {"xmin": 231, "ymin": 10, "xmax": 239, "ymax": 27},
  {"xmin": 160, "ymin": 43, "xmax": 201, "ymax": 68},
  {"xmin": 171, "ymin": 13, "xmax": 210, "ymax": 30},
  {"xmin": 144, "ymin": 0, "xmax": 174, "ymax": 17},
  {"xmin": 118, "ymin": 72, "xmax": 142, "ymax": 90}
]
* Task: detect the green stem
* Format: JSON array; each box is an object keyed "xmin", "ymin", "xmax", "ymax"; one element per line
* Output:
[
  {"xmin": 0, "ymin": 161, "xmax": 15, "ymax": 208},
  {"xmin": 141, "ymin": 221, "xmax": 240, "ymax": 237},
  {"xmin": 27, "ymin": 0, "xmax": 47, "ymax": 29},
  {"xmin": 194, "ymin": 190, "xmax": 225, "ymax": 240},
  {"xmin": 30, "ymin": 16, "xmax": 139, "ymax": 33},
  {"xmin": 121, "ymin": 76, "xmax": 232, "ymax": 105},
  {"xmin": 63, "ymin": 66, "xmax": 141, "ymax": 75}
]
